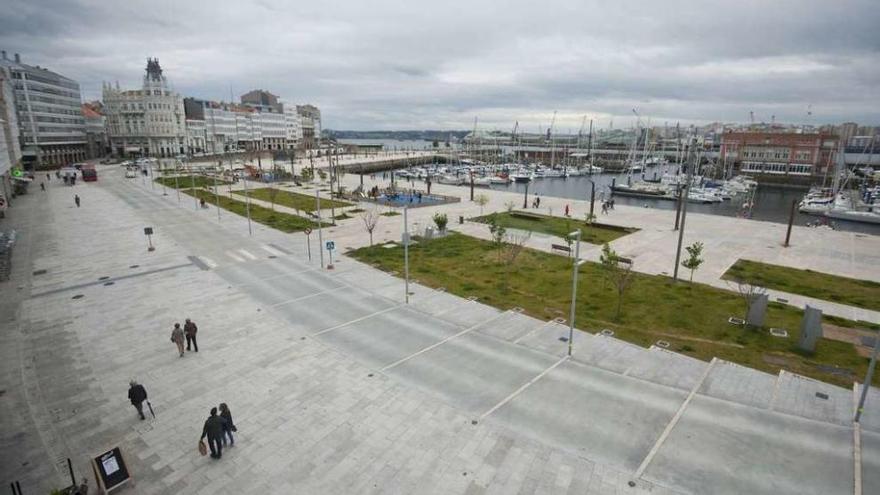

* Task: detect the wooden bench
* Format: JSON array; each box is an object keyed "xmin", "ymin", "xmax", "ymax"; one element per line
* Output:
[{"xmin": 551, "ymin": 243, "xmax": 572, "ymax": 254}]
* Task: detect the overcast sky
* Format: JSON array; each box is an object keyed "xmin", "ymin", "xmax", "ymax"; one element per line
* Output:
[{"xmin": 2, "ymin": 0, "xmax": 878, "ymax": 131}]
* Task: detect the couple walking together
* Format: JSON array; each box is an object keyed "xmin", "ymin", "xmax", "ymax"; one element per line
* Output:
[{"xmin": 170, "ymin": 319, "xmax": 198, "ymax": 357}]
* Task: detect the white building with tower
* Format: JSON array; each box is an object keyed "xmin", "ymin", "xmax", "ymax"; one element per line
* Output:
[{"xmin": 103, "ymin": 58, "xmax": 186, "ymax": 157}]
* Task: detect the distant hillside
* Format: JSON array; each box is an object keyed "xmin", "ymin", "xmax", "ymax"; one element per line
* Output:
[{"xmin": 324, "ymin": 130, "xmax": 470, "ymax": 141}]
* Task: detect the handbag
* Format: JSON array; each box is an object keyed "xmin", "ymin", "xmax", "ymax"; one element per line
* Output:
[
  {"xmin": 231, "ymin": 425, "xmax": 237, "ymax": 432},
  {"xmin": 198, "ymin": 440, "xmax": 207, "ymax": 456}
]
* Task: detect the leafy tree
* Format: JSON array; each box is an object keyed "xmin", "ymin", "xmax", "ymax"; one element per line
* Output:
[
  {"xmin": 487, "ymin": 215, "xmax": 507, "ymax": 262},
  {"xmin": 730, "ymin": 278, "xmax": 768, "ymax": 325},
  {"xmin": 600, "ymin": 243, "xmax": 635, "ymax": 321},
  {"xmin": 504, "ymin": 201, "xmax": 516, "ymax": 212},
  {"xmin": 681, "ymin": 241, "xmax": 705, "ymax": 282},
  {"xmin": 432, "ymin": 212, "xmax": 448, "ymax": 232}
]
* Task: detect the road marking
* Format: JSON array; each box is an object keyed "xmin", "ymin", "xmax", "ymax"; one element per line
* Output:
[
  {"xmin": 478, "ymin": 355, "xmax": 569, "ymax": 422},
  {"xmin": 633, "ymin": 358, "xmax": 717, "ymax": 480},
  {"xmin": 312, "ymin": 305, "xmax": 403, "ymax": 336},
  {"xmin": 200, "ymin": 257, "xmax": 218, "ymax": 269},
  {"xmin": 238, "ymin": 249, "xmax": 258, "ymax": 260},
  {"xmin": 271, "ymin": 285, "xmax": 349, "ymax": 307},
  {"xmin": 226, "ymin": 251, "xmax": 245, "ymax": 262},
  {"xmin": 262, "ymin": 244, "xmax": 285, "ymax": 257},
  {"xmin": 513, "ymin": 319, "xmax": 562, "ymax": 345},
  {"xmin": 380, "ymin": 311, "xmax": 510, "ymax": 372}
]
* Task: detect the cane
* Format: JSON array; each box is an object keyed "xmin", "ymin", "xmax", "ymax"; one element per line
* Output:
[{"xmin": 147, "ymin": 401, "xmax": 155, "ymax": 418}]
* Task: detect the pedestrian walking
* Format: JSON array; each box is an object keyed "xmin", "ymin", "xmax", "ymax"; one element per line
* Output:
[
  {"xmin": 171, "ymin": 324, "xmax": 185, "ymax": 357},
  {"xmin": 40, "ymin": 183, "xmax": 45, "ymax": 192},
  {"xmin": 74, "ymin": 195, "xmax": 80, "ymax": 207},
  {"xmin": 219, "ymin": 403, "xmax": 236, "ymax": 447},
  {"xmin": 46, "ymin": 173, "xmax": 50, "ymax": 181},
  {"xmin": 535, "ymin": 196, "xmax": 541, "ymax": 208},
  {"xmin": 564, "ymin": 204, "xmax": 570, "ymax": 217},
  {"xmin": 602, "ymin": 201, "xmax": 608, "ymax": 214},
  {"xmin": 128, "ymin": 381, "xmax": 148, "ymax": 420},
  {"xmin": 184, "ymin": 318, "xmax": 198, "ymax": 352},
  {"xmin": 200, "ymin": 407, "xmax": 227, "ymax": 459}
]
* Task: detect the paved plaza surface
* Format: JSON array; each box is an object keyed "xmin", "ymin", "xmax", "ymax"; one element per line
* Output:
[{"xmin": 1, "ymin": 165, "xmax": 878, "ymax": 494}]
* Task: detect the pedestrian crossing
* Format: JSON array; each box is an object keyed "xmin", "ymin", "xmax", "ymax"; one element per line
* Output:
[{"xmin": 194, "ymin": 244, "xmax": 301, "ymax": 270}]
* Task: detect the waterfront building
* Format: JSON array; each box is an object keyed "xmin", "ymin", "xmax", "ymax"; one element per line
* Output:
[
  {"xmin": 720, "ymin": 131, "xmax": 838, "ymax": 177},
  {"xmin": 0, "ymin": 51, "xmax": 86, "ymax": 168},
  {"xmin": 81, "ymin": 101, "xmax": 107, "ymax": 158},
  {"xmin": 296, "ymin": 104, "xmax": 321, "ymax": 149},
  {"xmin": 184, "ymin": 93, "xmax": 311, "ymax": 153},
  {"xmin": 103, "ymin": 58, "xmax": 186, "ymax": 157}
]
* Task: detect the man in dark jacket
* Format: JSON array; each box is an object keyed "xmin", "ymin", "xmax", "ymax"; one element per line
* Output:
[
  {"xmin": 128, "ymin": 381, "xmax": 148, "ymax": 420},
  {"xmin": 200, "ymin": 407, "xmax": 227, "ymax": 459},
  {"xmin": 184, "ymin": 318, "xmax": 198, "ymax": 352}
]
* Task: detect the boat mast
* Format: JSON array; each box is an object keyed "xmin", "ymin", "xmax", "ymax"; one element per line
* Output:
[
  {"xmin": 549, "ymin": 110, "xmax": 558, "ymax": 168},
  {"xmin": 588, "ymin": 119, "xmax": 594, "ymax": 170}
]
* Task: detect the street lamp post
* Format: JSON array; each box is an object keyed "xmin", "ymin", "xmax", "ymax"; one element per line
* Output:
[
  {"xmin": 404, "ymin": 206, "xmax": 410, "ymax": 304},
  {"xmin": 213, "ymin": 171, "xmax": 221, "ymax": 222},
  {"xmin": 673, "ymin": 139, "xmax": 695, "ymax": 282},
  {"xmin": 588, "ymin": 180, "xmax": 596, "ymax": 218},
  {"xmin": 190, "ymin": 166, "xmax": 198, "ymax": 210},
  {"xmin": 855, "ymin": 337, "xmax": 880, "ymax": 422},
  {"xmin": 316, "ymin": 188, "xmax": 324, "ymax": 268},
  {"xmin": 523, "ymin": 182, "xmax": 529, "ymax": 209},
  {"xmin": 243, "ymin": 172, "xmax": 253, "ymax": 236},
  {"xmin": 567, "ymin": 230, "xmax": 583, "ymax": 357}
]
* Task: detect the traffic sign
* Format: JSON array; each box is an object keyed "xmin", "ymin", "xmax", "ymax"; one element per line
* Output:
[
  {"xmin": 326, "ymin": 241, "xmax": 335, "ymax": 251},
  {"xmin": 144, "ymin": 227, "xmax": 153, "ymax": 235},
  {"xmin": 304, "ymin": 227, "xmax": 312, "ymax": 235}
]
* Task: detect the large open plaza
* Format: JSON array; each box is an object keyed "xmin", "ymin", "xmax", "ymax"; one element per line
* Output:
[{"xmin": 1, "ymin": 163, "xmax": 878, "ymax": 494}]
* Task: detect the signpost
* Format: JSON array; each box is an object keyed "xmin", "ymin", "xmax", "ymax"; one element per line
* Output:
[
  {"xmin": 91, "ymin": 447, "xmax": 132, "ymax": 493},
  {"xmin": 326, "ymin": 240, "xmax": 335, "ymax": 269},
  {"xmin": 304, "ymin": 227, "xmax": 312, "ymax": 261},
  {"xmin": 144, "ymin": 227, "xmax": 155, "ymax": 251}
]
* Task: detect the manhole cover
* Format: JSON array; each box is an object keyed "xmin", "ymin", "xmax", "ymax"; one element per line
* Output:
[
  {"xmin": 728, "ymin": 316, "xmax": 746, "ymax": 326},
  {"xmin": 98, "ymin": 276, "xmax": 110, "ymax": 281},
  {"xmin": 600, "ymin": 329, "xmax": 615, "ymax": 337},
  {"xmin": 129, "ymin": 264, "xmax": 140, "ymax": 269},
  {"xmin": 72, "ymin": 294, "xmax": 84, "ymax": 300},
  {"xmin": 32, "ymin": 269, "xmax": 47, "ymax": 276},
  {"xmin": 656, "ymin": 340, "xmax": 670, "ymax": 348},
  {"xmin": 268, "ymin": 255, "xmax": 277, "ymax": 259},
  {"xmin": 815, "ymin": 392, "xmax": 829, "ymax": 400},
  {"xmin": 558, "ymin": 336, "xmax": 569, "ymax": 342},
  {"xmin": 103, "ymin": 282, "xmax": 115, "ymax": 286},
  {"xmin": 776, "ymin": 297, "xmax": 789, "ymax": 303}
]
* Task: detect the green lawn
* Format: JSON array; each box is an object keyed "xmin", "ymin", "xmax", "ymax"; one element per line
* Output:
[
  {"xmin": 233, "ymin": 187, "xmax": 351, "ymax": 212},
  {"xmin": 472, "ymin": 211, "xmax": 637, "ymax": 245},
  {"xmin": 724, "ymin": 259, "xmax": 880, "ymax": 313},
  {"xmin": 184, "ymin": 189, "xmax": 323, "ymax": 233},
  {"xmin": 155, "ymin": 175, "xmax": 228, "ymax": 189},
  {"xmin": 351, "ymin": 232, "xmax": 876, "ymax": 387}
]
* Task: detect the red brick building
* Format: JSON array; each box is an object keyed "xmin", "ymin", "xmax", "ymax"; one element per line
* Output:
[{"xmin": 719, "ymin": 131, "xmax": 838, "ymax": 177}]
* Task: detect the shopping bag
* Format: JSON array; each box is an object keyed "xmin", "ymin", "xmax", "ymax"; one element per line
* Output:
[{"xmin": 198, "ymin": 440, "xmax": 207, "ymax": 456}]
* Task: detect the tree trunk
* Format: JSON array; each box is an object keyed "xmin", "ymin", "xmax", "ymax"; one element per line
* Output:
[{"xmin": 369, "ymin": 232, "xmax": 373, "ymax": 246}]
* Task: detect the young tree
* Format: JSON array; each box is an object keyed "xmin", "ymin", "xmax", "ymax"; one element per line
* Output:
[
  {"xmin": 360, "ymin": 207, "xmax": 381, "ymax": 246},
  {"xmin": 475, "ymin": 193, "xmax": 490, "ymax": 215},
  {"xmin": 681, "ymin": 241, "xmax": 705, "ymax": 282},
  {"xmin": 487, "ymin": 215, "xmax": 507, "ymax": 262},
  {"xmin": 432, "ymin": 212, "xmax": 448, "ymax": 232},
  {"xmin": 731, "ymin": 278, "xmax": 767, "ymax": 324},
  {"xmin": 500, "ymin": 231, "xmax": 531, "ymax": 292},
  {"xmin": 600, "ymin": 243, "xmax": 636, "ymax": 321},
  {"xmin": 504, "ymin": 201, "xmax": 516, "ymax": 213}
]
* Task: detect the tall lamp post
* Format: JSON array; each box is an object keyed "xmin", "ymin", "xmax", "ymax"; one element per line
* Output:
[
  {"xmin": 316, "ymin": 188, "xmax": 324, "ymax": 268},
  {"xmin": 567, "ymin": 230, "xmax": 584, "ymax": 356},
  {"xmin": 522, "ymin": 182, "xmax": 530, "ymax": 209},
  {"xmin": 403, "ymin": 206, "xmax": 410, "ymax": 304},
  {"xmin": 855, "ymin": 338, "xmax": 880, "ymax": 422}
]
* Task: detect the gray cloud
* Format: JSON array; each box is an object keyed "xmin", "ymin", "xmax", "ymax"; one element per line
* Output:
[{"xmin": 1, "ymin": 0, "xmax": 877, "ymax": 130}]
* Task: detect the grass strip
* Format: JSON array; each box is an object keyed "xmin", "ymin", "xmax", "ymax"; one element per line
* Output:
[
  {"xmin": 472, "ymin": 211, "xmax": 637, "ymax": 245},
  {"xmin": 184, "ymin": 189, "xmax": 324, "ymax": 233}
]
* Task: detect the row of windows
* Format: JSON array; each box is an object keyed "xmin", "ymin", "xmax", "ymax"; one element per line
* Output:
[
  {"xmin": 108, "ymin": 101, "xmax": 177, "ymax": 112},
  {"xmin": 17, "ymin": 103, "xmax": 82, "ymax": 116},
  {"xmin": 13, "ymin": 81, "xmax": 79, "ymax": 99},
  {"xmin": 33, "ymin": 115, "xmax": 84, "ymax": 125},
  {"xmin": 21, "ymin": 135, "xmax": 87, "ymax": 143},
  {"xmin": 16, "ymin": 94, "xmax": 79, "ymax": 107},
  {"xmin": 20, "ymin": 71, "xmax": 79, "ymax": 91},
  {"xmin": 741, "ymin": 162, "xmax": 812, "ymax": 175}
]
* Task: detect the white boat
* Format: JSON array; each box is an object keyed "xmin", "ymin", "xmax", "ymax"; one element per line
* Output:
[
  {"xmin": 436, "ymin": 174, "xmax": 464, "ymax": 185},
  {"xmin": 489, "ymin": 176, "xmax": 511, "ymax": 184},
  {"xmin": 511, "ymin": 171, "xmax": 533, "ymax": 183},
  {"xmin": 472, "ymin": 177, "xmax": 492, "ymax": 187}
]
